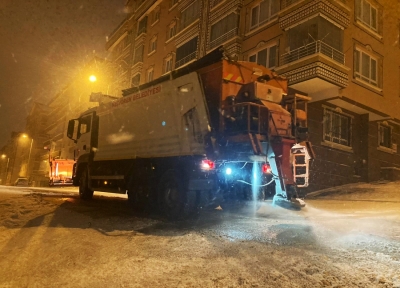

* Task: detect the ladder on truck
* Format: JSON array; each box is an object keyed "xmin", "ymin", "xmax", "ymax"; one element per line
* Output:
[{"xmin": 291, "ymin": 143, "xmax": 313, "ymax": 187}]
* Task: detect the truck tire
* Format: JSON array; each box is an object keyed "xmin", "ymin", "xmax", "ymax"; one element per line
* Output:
[
  {"xmin": 158, "ymin": 170, "xmax": 188, "ymax": 220},
  {"xmin": 79, "ymin": 168, "xmax": 94, "ymax": 200}
]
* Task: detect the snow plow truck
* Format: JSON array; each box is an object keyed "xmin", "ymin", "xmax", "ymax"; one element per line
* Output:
[{"xmin": 66, "ymin": 47, "xmax": 314, "ymax": 218}]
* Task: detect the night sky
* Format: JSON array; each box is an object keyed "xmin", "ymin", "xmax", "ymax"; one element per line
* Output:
[{"xmin": 0, "ymin": 0, "xmax": 127, "ymax": 148}]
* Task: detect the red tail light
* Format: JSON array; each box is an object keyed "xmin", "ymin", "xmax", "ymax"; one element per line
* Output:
[
  {"xmin": 262, "ymin": 163, "xmax": 272, "ymax": 174},
  {"xmin": 201, "ymin": 159, "xmax": 215, "ymax": 171}
]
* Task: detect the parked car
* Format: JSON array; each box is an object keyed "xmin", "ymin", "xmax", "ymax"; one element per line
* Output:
[{"xmin": 14, "ymin": 178, "xmax": 29, "ymax": 187}]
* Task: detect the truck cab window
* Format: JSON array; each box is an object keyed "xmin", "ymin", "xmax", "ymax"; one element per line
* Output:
[{"xmin": 79, "ymin": 115, "xmax": 92, "ymax": 136}]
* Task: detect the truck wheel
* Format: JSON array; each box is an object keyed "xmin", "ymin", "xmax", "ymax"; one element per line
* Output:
[
  {"xmin": 79, "ymin": 168, "xmax": 93, "ymax": 200},
  {"xmin": 158, "ymin": 170, "xmax": 187, "ymax": 220}
]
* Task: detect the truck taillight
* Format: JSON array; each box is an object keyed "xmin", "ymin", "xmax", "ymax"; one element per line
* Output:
[
  {"xmin": 262, "ymin": 163, "xmax": 272, "ymax": 174},
  {"xmin": 201, "ymin": 160, "xmax": 215, "ymax": 171}
]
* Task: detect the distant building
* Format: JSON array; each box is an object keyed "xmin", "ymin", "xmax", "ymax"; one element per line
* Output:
[
  {"xmin": 0, "ymin": 132, "xmax": 34, "ymax": 185},
  {"xmin": 106, "ymin": 0, "xmax": 400, "ymax": 191},
  {"xmin": 24, "ymin": 102, "xmax": 49, "ymax": 186},
  {"xmin": 0, "ymin": 57, "xmax": 120, "ymax": 187}
]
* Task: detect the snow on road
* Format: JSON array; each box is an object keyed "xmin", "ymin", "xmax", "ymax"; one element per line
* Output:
[{"xmin": 0, "ymin": 182, "xmax": 399, "ymax": 287}]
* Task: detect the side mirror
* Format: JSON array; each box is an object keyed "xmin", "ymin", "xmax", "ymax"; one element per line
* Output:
[{"xmin": 67, "ymin": 119, "xmax": 78, "ymax": 142}]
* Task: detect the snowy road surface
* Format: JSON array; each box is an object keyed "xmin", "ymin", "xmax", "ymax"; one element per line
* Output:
[{"xmin": 0, "ymin": 183, "xmax": 399, "ymax": 287}]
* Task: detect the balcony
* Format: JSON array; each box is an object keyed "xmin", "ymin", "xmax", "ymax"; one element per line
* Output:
[
  {"xmin": 208, "ymin": 28, "xmax": 238, "ymax": 50},
  {"xmin": 175, "ymin": 52, "xmax": 197, "ymax": 68},
  {"xmin": 279, "ymin": 0, "xmax": 350, "ymax": 30},
  {"xmin": 276, "ymin": 41, "xmax": 349, "ymax": 102},
  {"xmin": 281, "ymin": 41, "xmax": 345, "ymax": 65}
]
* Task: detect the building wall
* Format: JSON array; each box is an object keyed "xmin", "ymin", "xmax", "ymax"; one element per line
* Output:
[{"xmin": 104, "ymin": 0, "xmax": 400, "ymax": 191}]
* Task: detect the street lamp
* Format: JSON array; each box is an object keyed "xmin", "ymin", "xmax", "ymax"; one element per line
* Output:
[
  {"xmin": 89, "ymin": 75, "xmax": 97, "ymax": 82},
  {"xmin": 1, "ymin": 154, "xmax": 10, "ymax": 185}
]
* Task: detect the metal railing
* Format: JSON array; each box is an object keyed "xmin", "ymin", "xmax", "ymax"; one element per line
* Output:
[
  {"xmin": 209, "ymin": 28, "xmax": 238, "ymax": 50},
  {"xmin": 280, "ymin": 40, "xmax": 345, "ymax": 65},
  {"xmin": 175, "ymin": 52, "xmax": 197, "ymax": 68}
]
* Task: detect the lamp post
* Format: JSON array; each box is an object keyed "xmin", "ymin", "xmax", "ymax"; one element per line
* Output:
[
  {"xmin": 22, "ymin": 134, "xmax": 34, "ymax": 179},
  {"xmin": 1, "ymin": 154, "xmax": 9, "ymax": 185}
]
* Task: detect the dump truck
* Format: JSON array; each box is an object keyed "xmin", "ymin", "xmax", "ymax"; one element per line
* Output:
[
  {"xmin": 48, "ymin": 159, "xmax": 74, "ymax": 186},
  {"xmin": 66, "ymin": 47, "xmax": 314, "ymax": 218}
]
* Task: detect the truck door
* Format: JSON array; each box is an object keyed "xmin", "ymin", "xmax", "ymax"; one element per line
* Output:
[{"xmin": 76, "ymin": 113, "xmax": 96, "ymax": 157}]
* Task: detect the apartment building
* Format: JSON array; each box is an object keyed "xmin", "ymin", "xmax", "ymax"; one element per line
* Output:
[{"xmin": 107, "ymin": 0, "xmax": 400, "ymax": 191}]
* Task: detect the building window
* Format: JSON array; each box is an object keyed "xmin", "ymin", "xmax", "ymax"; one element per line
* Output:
[
  {"xmin": 175, "ymin": 37, "xmax": 198, "ymax": 68},
  {"xmin": 354, "ymin": 48, "xmax": 378, "ymax": 87},
  {"xmin": 355, "ymin": 0, "xmax": 378, "ymax": 32},
  {"xmin": 284, "ymin": 17, "xmax": 344, "ymax": 65},
  {"xmin": 324, "ymin": 108, "xmax": 352, "ymax": 146},
  {"xmin": 137, "ymin": 16, "xmax": 147, "ymax": 36},
  {"xmin": 152, "ymin": 7, "xmax": 160, "ymax": 25},
  {"xmin": 131, "ymin": 74, "xmax": 140, "ymax": 87},
  {"xmin": 133, "ymin": 45, "xmax": 144, "ymax": 64},
  {"xmin": 209, "ymin": 13, "xmax": 238, "ymax": 49},
  {"xmin": 169, "ymin": 0, "xmax": 179, "ymax": 9},
  {"xmin": 248, "ymin": 44, "xmax": 277, "ymax": 68},
  {"xmin": 180, "ymin": 0, "xmax": 200, "ymax": 30},
  {"xmin": 149, "ymin": 36, "xmax": 157, "ymax": 53},
  {"xmin": 147, "ymin": 68, "xmax": 154, "ymax": 82},
  {"xmin": 164, "ymin": 56, "xmax": 173, "ymax": 74},
  {"xmin": 250, "ymin": 0, "xmax": 279, "ymax": 30},
  {"xmin": 167, "ymin": 22, "xmax": 177, "ymax": 40},
  {"xmin": 378, "ymin": 123, "xmax": 392, "ymax": 149}
]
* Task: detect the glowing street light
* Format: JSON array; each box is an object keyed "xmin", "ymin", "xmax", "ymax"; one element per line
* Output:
[
  {"xmin": 1, "ymin": 154, "xmax": 10, "ymax": 185},
  {"xmin": 89, "ymin": 75, "xmax": 97, "ymax": 82}
]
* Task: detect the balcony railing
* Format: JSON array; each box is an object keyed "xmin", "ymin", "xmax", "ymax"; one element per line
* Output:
[
  {"xmin": 280, "ymin": 0, "xmax": 346, "ymax": 10},
  {"xmin": 209, "ymin": 28, "xmax": 238, "ymax": 50},
  {"xmin": 175, "ymin": 51, "xmax": 197, "ymax": 68},
  {"xmin": 280, "ymin": 41, "xmax": 345, "ymax": 66}
]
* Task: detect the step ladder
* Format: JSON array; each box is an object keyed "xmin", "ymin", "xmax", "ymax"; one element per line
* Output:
[{"xmin": 291, "ymin": 143, "xmax": 311, "ymax": 187}]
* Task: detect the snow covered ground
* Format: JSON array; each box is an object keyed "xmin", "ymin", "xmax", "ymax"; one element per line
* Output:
[{"xmin": 0, "ymin": 182, "xmax": 399, "ymax": 287}]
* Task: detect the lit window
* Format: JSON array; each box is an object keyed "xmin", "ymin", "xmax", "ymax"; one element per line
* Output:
[
  {"xmin": 323, "ymin": 108, "xmax": 352, "ymax": 146},
  {"xmin": 250, "ymin": 0, "xmax": 279, "ymax": 30},
  {"xmin": 164, "ymin": 57, "xmax": 173, "ymax": 73},
  {"xmin": 248, "ymin": 45, "xmax": 277, "ymax": 68},
  {"xmin": 355, "ymin": 0, "xmax": 378, "ymax": 31},
  {"xmin": 354, "ymin": 48, "xmax": 378, "ymax": 87},
  {"xmin": 149, "ymin": 36, "xmax": 157, "ymax": 53},
  {"xmin": 147, "ymin": 68, "xmax": 154, "ymax": 82},
  {"xmin": 379, "ymin": 123, "xmax": 392, "ymax": 148}
]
